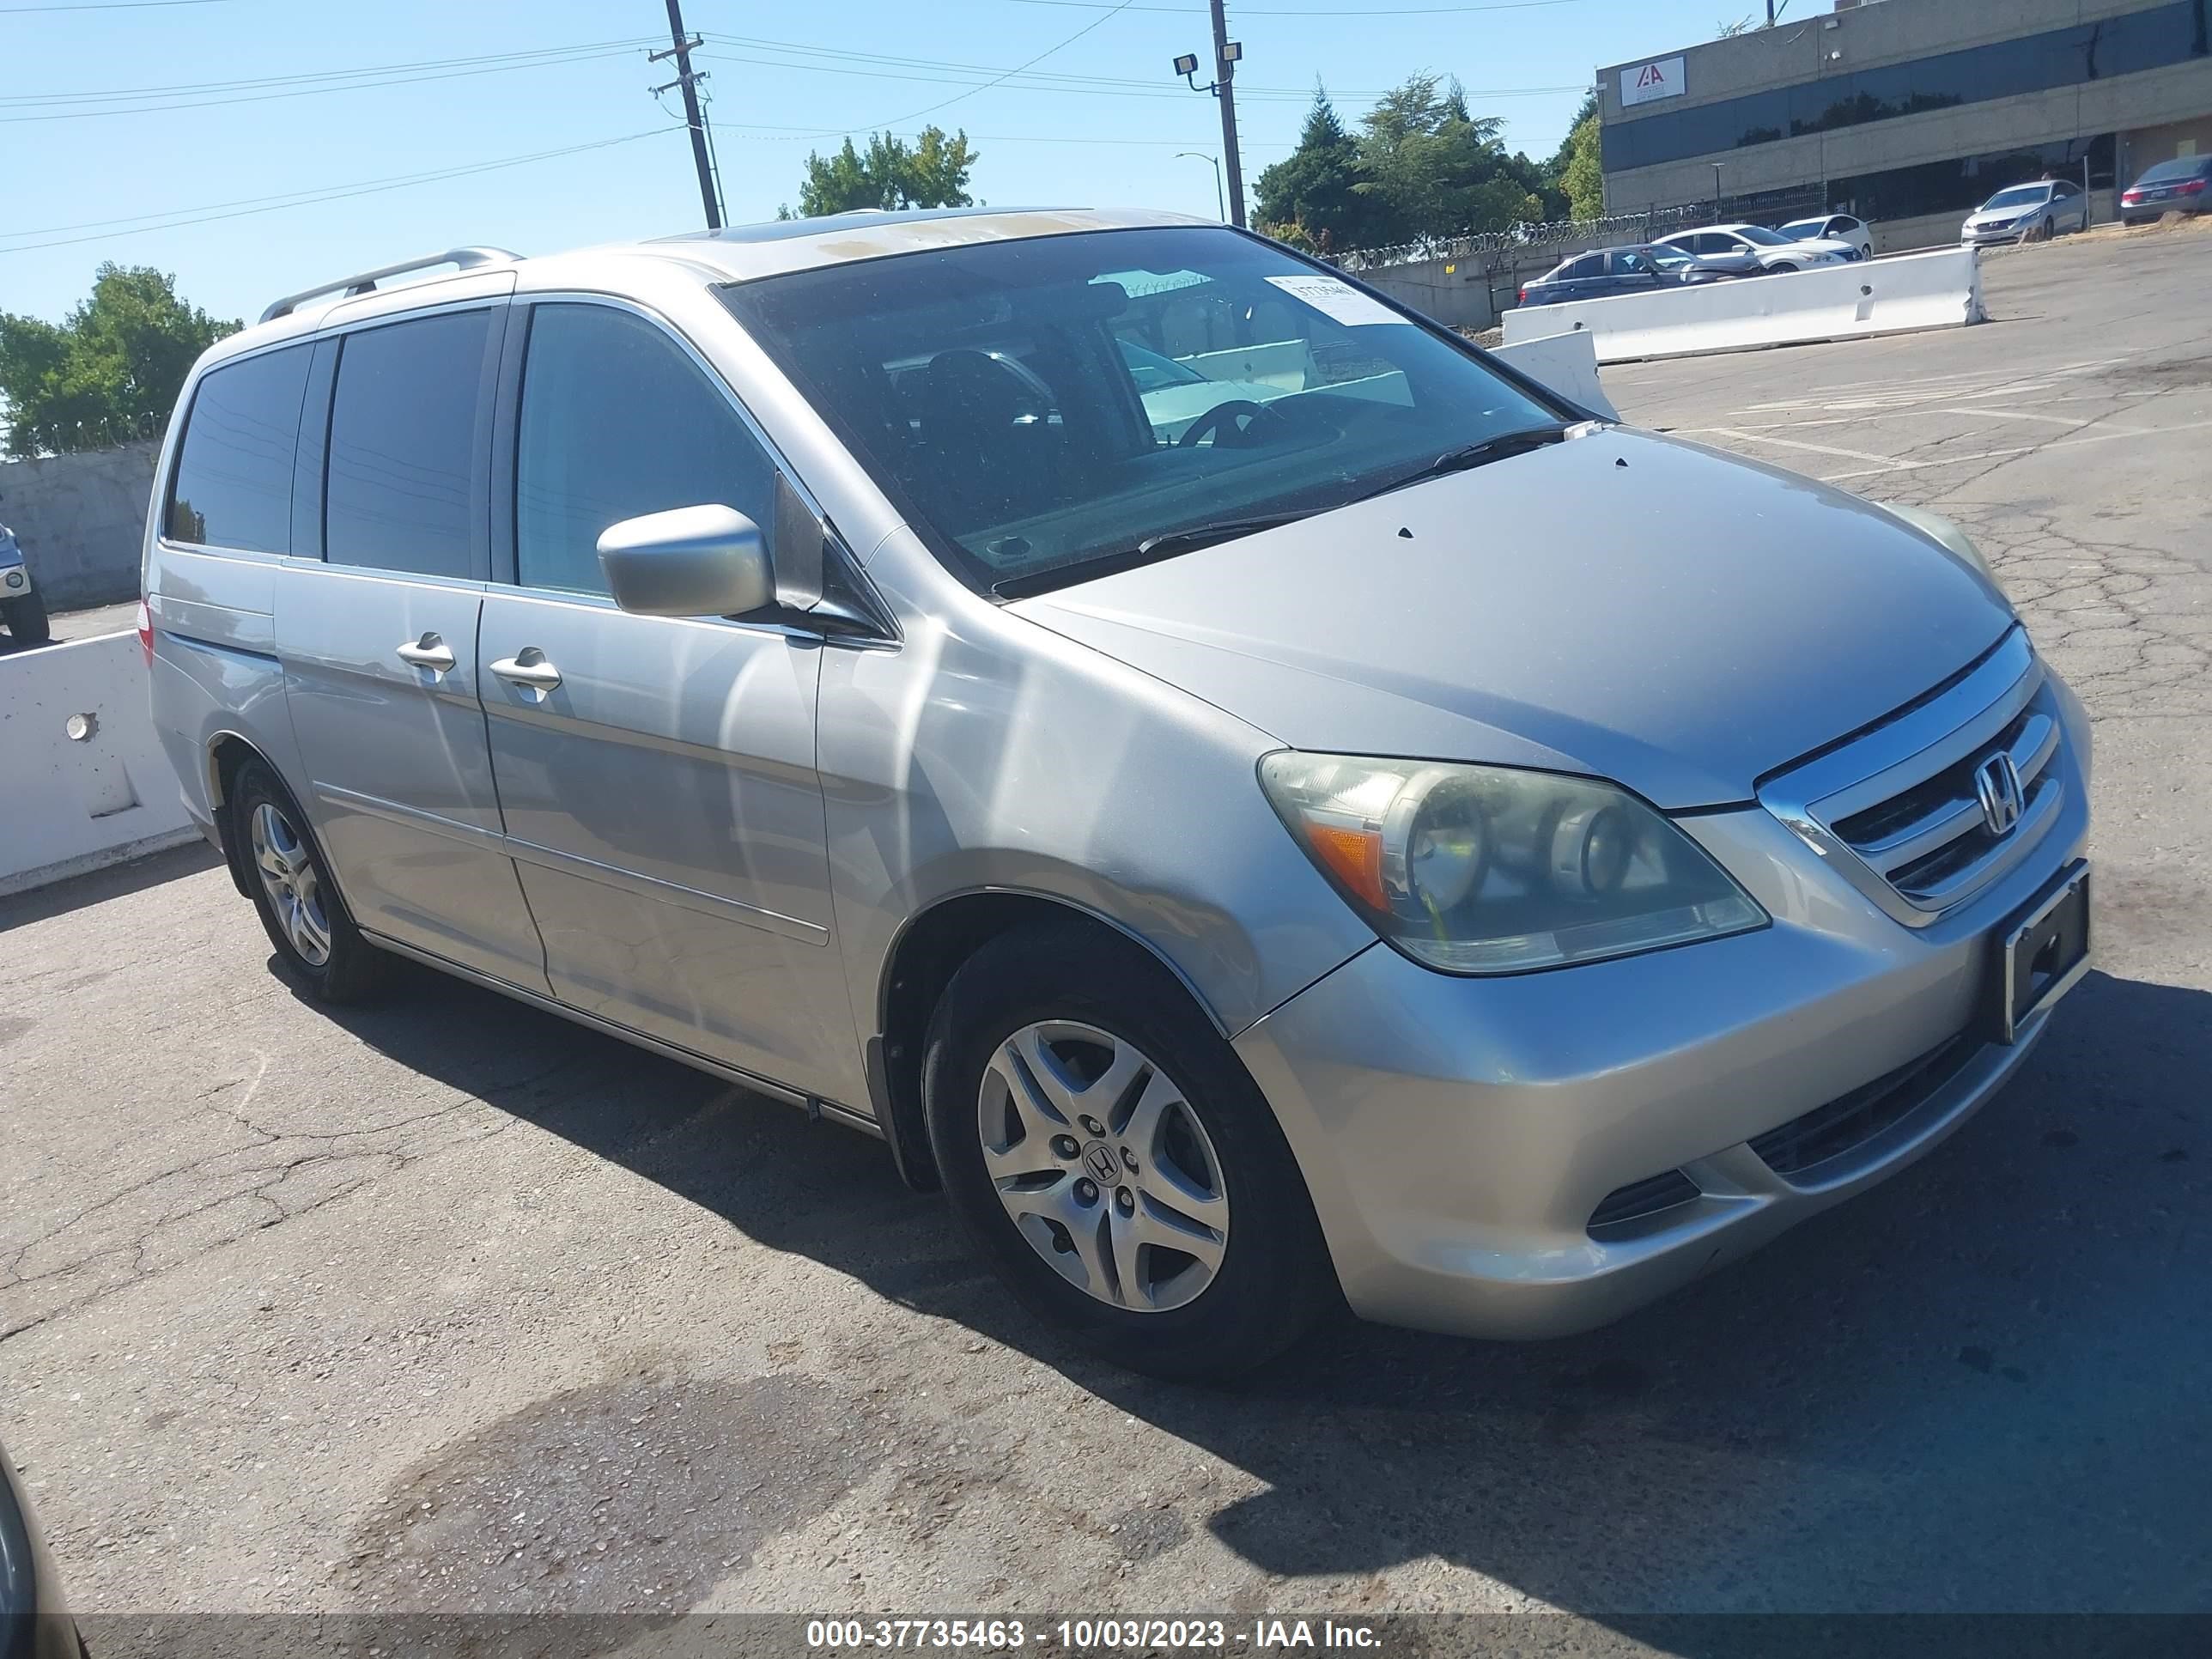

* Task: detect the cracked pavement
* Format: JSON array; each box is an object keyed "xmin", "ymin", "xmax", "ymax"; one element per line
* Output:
[{"xmin": 3, "ymin": 228, "xmax": 2208, "ymax": 1647}]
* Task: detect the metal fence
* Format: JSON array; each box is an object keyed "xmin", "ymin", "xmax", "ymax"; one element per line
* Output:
[{"xmin": 1327, "ymin": 186, "xmax": 1827, "ymax": 274}]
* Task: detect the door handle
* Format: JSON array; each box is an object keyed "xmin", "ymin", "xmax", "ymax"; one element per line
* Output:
[
  {"xmin": 395, "ymin": 634, "xmax": 456, "ymax": 672},
  {"xmin": 489, "ymin": 648, "xmax": 562, "ymax": 694}
]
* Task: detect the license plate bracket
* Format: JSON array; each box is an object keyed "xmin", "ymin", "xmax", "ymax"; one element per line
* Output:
[{"xmin": 1985, "ymin": 862, "xmax": 2090, "ymax": 1043}]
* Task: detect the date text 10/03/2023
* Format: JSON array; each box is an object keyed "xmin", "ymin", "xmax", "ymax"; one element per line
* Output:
[{"xmin": 805, "ymin": 1618, "xmax": 1384, "ymax": 1650}]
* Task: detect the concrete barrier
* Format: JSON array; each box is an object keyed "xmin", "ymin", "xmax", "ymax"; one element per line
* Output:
[
  {"xmin": 0, "ymin": 629, "xmax": 198, "ymax": 896},
  {"xmin": 1489, "ymin": 329, "xmax": 1620, "ymax": 421},
  {"xmin": 1500, "ymin": 248, "xmax": 1984, "ymax": 363}
]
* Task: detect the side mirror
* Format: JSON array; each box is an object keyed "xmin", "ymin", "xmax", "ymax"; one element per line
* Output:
[{"xmin": 597, "ymin": 505, "xmax": 772, "ymax": 618}]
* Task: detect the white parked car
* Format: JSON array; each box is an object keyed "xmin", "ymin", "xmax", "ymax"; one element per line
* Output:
[
  {"xmin": 1960, "ymin": 179, "xmax": 2090, "ymax": 246},
  {"xmin": 1779, "ymin": 213, "xmax": 1875, "ymax": 261},
  {"xmin": 1657, "ymin": 222, "xmax": 1851, "ymax": 273}
]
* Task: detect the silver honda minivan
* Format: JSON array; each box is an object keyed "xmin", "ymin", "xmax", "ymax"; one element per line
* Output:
[{"xmin": 145, "ymin": 209, "xmax": 2089, "ymax": 1379}]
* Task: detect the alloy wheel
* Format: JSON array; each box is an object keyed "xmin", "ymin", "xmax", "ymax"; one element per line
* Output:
[
  {"xmin": 250, "ymin": 801, "xmax": 333, "ymax": 967},
  {"xmin": 976, "ymin": 1019, "xmax": 1230, "ymax": 1313}
]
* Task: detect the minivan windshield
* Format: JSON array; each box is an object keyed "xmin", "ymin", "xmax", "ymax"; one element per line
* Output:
[{"xmin": 719, "ymin": 227, "xmax": 1564, "ymax": 595}]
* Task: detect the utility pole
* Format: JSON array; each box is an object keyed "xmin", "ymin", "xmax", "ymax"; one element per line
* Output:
[
  {"xmin": 1208, "ymin": 0, "xmax": 1247, "ymax": 228},
  {"xmin": 651, "ymin": 0, "xmax": 722, "ymax": 230}
]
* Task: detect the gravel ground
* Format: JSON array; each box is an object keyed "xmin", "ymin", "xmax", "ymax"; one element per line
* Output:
[{"xmin": 3, "ymin": 228, "xmax": 2208, "ymax": 1650}]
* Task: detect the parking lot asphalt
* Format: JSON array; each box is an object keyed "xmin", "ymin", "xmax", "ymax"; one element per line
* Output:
[
  {"xmin": 3, "ymin": 228, "xmax": 2208, "ymax": 1644},
  {"xmin": 1, "ymin": 599, "xmax": 141, "ymax": 657}
]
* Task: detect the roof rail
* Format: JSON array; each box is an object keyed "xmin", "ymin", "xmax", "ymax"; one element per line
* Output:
[{"xmin": 258, "ymin": 246, "xmax": 521, "ymax": 325}]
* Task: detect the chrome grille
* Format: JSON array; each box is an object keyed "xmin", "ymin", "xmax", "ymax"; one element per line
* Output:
[{"xmin": 1759, "ymin": 629, "xmax": 2064, "ymax": 927}]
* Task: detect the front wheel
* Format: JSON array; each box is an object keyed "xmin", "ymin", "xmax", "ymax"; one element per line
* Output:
[
  {"xmin": 2, "ymin": 590, "xmax": 49, "ymax": 645},
  {"xmin": 1769, "ymin": 260, "xmax": 1799, "ymax": 274},
  {"xmin": 922, "ymin": 925, "xmax": 1336, "ymax": 1380}
]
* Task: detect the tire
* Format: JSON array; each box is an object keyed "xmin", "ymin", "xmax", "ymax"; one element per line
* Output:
[
  {"xmin": 1769, "ymin": 260, "xmax": 1798, "ymax": 274},
  {"xmin": 2, "ymin": 589, "xmax": 49, "ymax": 645},
  {"xmin": 922, "ymin": 924, "xmax": 1336, "ymax": 1381},
  {"xmin": 229, "ymin": 758, "xmax": 390, "ymax": 1003}
]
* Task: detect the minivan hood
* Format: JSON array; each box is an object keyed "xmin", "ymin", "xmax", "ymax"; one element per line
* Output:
[{"xmin": 1012, "ymin": 428, "xmax": 2014, "ymax": 809}]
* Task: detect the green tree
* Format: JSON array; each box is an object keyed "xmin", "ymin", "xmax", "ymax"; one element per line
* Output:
[
  {"xmin": 785, "ymin": 125, "xmax": 980, "ymax": 217},
  {"xmin": 1352, "ymin": 74, "xmax": 1546, "ymax": 244},
  {"xmin": 1253, "ymin": 88, "xmax": 1388, "ymax": 252},
  {"xmin": 1559, "ymin": 105, "xmax": 1607, "ymax": 221},
  {"xmin": 0, "ymin": 264, "xmax": 234, "ymax": 459}
]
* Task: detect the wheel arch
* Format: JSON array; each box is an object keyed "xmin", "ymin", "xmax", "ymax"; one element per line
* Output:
[{"xmin": 867, "ymin": 887, "xmax": 1231, "ymax": 1193}]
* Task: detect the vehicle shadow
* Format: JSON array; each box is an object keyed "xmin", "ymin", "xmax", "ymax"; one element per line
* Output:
[
  {"xmin": 0, "ymin": 840, "xmax": 222, "ymax": 933},
  {"xmin": 319, "ymin": 963, "xmax": 2209, "ymax": 1618}
]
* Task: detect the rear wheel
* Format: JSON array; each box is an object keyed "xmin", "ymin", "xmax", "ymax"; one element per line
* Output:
[
  {"xmin": 2, "ymin": 590, "xmax": 49, "ymax": 645},
  {"xmin": 231, "ymin": 759, "xmax": 390, "ymax": 1002},
  {"xmin": 922, "ymin": 924, "xmax": 1336, "ymax": 1380}
]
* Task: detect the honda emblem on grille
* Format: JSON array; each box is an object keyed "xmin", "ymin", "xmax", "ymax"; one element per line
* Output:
[{"xmin": 1974, "ymin": 753, "xmax": 2025, "ymax": 836}]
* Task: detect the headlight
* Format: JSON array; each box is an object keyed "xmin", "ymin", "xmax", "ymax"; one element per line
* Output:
[
  {"xmin": 1879, "ymin": 501, "xmax": 2002, "ymax": 588},
  {"xmin": 1259, "ymin": 753, "xmax": 1766, "ymax": 974}
]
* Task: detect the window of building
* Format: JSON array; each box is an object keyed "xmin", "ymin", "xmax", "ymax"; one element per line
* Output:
[
  {"xmin": 164, "ymin": 344, "xmax": 313, "ymax": 553},
  {"xmin": 1604, "ymin": 3, "xmax": 2207, "ymax": 173},
  {"xmin": 324, "ymin": 309, "xmax": 493, "ymax": 579},
  {"xmin": 513, "ymin": 304, "xmax": 777, "ymax": 598},
  {"xmin": 1828, "ymin": 134, "xmax": 2114, "ymax": 223}
]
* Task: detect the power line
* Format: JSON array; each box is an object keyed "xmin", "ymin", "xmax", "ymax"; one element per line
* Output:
[
  {"xmin": 862, "ymin": 0, "xmax": 1144, "ymax": 131},
  {"xmin": 0, "ymin": 37, "xmax": 659, "ymax": 106},
  {"xmin": 997, "ymin": 0, "xmax": 1596, "ymax": 13},
  {"xmin": 0, "ymin": 0, "xmax": 235, "ymax": 11},
  {"xmin": 696, "ymin": 44, "xmax": 1577, "ymax": 101},
  {"xmin": 0, "ymin": 40, "xmax": 653, "ymax": 122},
  {"xmin": 0, "ymin": 128, "xmax": 678, "ymax": 253}
]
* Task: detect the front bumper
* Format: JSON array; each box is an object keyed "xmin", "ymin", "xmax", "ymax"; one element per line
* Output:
[{"xmin": 1235, "ymin": 678, "xmax": 2092, "ymax": 1341}]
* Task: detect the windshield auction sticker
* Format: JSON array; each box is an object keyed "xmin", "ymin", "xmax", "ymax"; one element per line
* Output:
[{"xmin": 1262, "ymin": 274, "xmax": 1408, "ymax": 327}]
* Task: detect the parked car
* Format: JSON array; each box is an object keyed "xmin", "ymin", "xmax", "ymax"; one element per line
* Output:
[
  {"xmin": 2, "ymin": 1439, "xmax": 82, "ymax": 1659},
  {"xmin": 1960, "ymin": 179, "xmax": 2090, "ymax": 246},
  {"xmin": 2119, "ymin": 154, "xmax": 2212, "ymax": 224},
  {"xmin": 1516, "ymin": 242, "xmax": 1739, "ymax": 307},
  {"xmin": 1778, "ymin": 212, "xmax": 1875, "ymax": 261},
  {"xmin": 0, "ymin": 504, "xmax": 51, "ymax": 645},
  {"xmin": 144, "ymin": 210, "xmax": 2090, "ymax": 1380},
  {"xmin": 1657, "ymin": 222, "xmax": 1852, "ymax": 271}
]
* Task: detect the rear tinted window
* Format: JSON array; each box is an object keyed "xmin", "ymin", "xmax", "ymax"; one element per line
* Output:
[
  {"xmin": 2139, "ymin": 156, "xmax": 2208, "ymax": 182},
  {"xmin": 165, "ymin": 345, "xmax": 312, "ymax": 553},
  {"xmin": 324, "ymin": 310, "xmax": 493, "ymax": 579}
]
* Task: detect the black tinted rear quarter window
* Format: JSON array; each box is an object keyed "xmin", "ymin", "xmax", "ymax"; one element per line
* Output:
[
  {"xmin": 166, "ymin": 343, "xmax": 313, "ymax": 553},
  {"xmin": 512, "ymin": 304, "xmax": 775, "ymax": 597},
  {"xmin": 325, "ymin": 308, "xmax": 494, "ymax": 579}
]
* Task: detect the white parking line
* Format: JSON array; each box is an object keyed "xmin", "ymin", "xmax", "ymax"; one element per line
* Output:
[
  {"xmin": 1697, "ymin": 428, "xmax": 1921, "ymax": 468},
  {"xmin": 1931, "ymin": 407, "xmax": 2147, "ymax": 431}
]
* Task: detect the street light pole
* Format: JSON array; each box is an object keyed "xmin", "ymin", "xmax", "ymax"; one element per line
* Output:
[
  {"xmin": 1171, "ymin": 19, "xmax": 1248, "ymax": 228},
  {"xmin": 1176, "ymin": 151, "xmax": 1226, "ymax": 220},
  {"xmin": 1711, "ymin": 161, "xmax": 1725, "ymax": 219},
  {"xmin": 1207, "ymin": 0, "xmax": 1246, "ymax": 228}
]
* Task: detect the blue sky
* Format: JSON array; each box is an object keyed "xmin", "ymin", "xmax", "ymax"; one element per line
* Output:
[{"xmin": 3, "ymin": 0, "xmax": 1735, "ymax": 327}]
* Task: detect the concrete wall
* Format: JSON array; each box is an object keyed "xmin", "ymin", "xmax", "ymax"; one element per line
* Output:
[
  {"xmin": 0, "ymin": 629, "xmax": 197, "ymax": 895},
  {"xmin": 1360, "ymin": 258, "xmax": 1504, "ymax": 331},
  {"xmin": 0, "ymin": 440, "xmax": 158, "ymax": 611}
]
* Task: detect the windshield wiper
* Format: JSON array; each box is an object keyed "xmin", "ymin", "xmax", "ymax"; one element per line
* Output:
[
  {"xmin": 1134, "ymin": 510, "xmax": 1316, "ymax": 561},
  {"xmin": 1351, "ymin": 424, "xmax": 1574, "ymax": 504}
]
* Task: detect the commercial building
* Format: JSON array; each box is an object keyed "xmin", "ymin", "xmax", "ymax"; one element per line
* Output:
[{"xmin": 1598, "ymin": 0, "xmax": 2212, "ymax": 247}]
